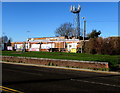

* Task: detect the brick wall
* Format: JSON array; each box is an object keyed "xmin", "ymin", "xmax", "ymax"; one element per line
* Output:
[{"xmin": 1, "ymin": 56, "xmax": 109, "ymax": 70}]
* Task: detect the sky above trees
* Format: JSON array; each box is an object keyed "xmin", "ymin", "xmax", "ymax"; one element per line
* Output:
[{"xmin": 2, "ymin": 2, "xmax": 118, "ymax": 42}]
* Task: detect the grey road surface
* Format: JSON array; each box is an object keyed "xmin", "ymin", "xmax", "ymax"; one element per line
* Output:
[{"xmin": 2, "ymin": 63, "xmax": 120, "ymax": 93}]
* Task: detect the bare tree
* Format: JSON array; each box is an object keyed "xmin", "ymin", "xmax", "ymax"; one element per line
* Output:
[
  {"xmin": 0, "ymin": 36, "xmax": 8, "ymax": 43},
  {"xmin": 55, "ymin": 22, "xmax": 74, "ymax": 37}
]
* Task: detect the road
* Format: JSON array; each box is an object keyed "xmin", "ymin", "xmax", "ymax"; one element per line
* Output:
[{"xmin": 2, "ymin": 63, "xmax": 120, "ymax": 93}]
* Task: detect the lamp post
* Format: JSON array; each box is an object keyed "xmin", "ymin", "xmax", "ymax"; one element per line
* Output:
[
  {"xmin": 81, "ymin": 17, "xmax": 86, "ymax": 53},
  {"xmin": 22, "ymin": 41, "xmax": 26, "ymax": 52},
  {"xmin": 26, "ymin": 31, "xmax": 30, "ymax": 51},
  {"xmin": 26, "ymin": 31, "xmax": 30, "ymax": 40},
  {"xmin": 82, "ymin": 17, "xmax": 86, "ymax": 41}
]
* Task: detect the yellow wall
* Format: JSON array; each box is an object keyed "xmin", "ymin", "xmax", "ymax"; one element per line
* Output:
[{"xmin": 70, "ymin": 48, "xmax": 77, "ymax": 53}]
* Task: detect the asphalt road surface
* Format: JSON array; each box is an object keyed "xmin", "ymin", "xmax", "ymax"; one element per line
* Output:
[{"xmin": 2, "ymin": 63, "xmax": 120, "ymax": 93}]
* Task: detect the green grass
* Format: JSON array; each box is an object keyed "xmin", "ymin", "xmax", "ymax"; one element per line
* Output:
[
  {"xmin": 1, "ymin": 51, "xmax": 120, "ymax": 71},
  {"xmin": 1, "ymin": 51, "xmax": 120, "ymax": 63}
]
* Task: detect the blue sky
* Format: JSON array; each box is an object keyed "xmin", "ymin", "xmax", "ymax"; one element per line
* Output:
[{"xmin": 2, "ymin": 2, "xmax": 118, "ymax": 42}]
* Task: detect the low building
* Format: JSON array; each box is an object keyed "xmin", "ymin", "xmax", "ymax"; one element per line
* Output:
[{"xmin": 11, "ymin": 36, "xmax": 88, "ymax": 53}]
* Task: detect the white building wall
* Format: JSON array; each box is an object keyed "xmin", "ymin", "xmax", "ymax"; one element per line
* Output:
[
  {"xmin": 41, "ymin": 43, "xmax": 54, "ymax": 49},
  {"xmin": 31, "ymin": 44, "xmax": 40, "ymax": 48},
  {"xmin": 67, "ymin": 43, "xmax": 77, "ymax": 52}
]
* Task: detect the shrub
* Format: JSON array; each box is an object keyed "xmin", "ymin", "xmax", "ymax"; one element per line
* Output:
[{"xmin": 84, "ymin": 37, "xmax": 120, "ymax": 55}]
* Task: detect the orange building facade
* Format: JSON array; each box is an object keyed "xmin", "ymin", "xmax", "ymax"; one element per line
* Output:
[{"xmin": 11, "ymin": 36, "xmax": 86, "ymax": 53}]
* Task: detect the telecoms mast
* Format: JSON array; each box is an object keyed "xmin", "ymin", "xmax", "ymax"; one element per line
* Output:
[{"xmin": 70, "ymin": 4, "xmax": 81, "ymax": 38}]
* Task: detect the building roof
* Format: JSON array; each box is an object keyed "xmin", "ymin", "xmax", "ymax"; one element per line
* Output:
[
  {"xmin": 29, "ymin": 39, "xmax": 80, "ymax": 43},
  {"xmin": 28, "ymin": 36, "xmax": 65, "ymax": 41}
]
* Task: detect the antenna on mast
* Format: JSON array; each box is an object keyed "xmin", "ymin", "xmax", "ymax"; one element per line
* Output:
[{"xmin": 70, "ymin": 4, "xmax": 81, "ymax": 38}]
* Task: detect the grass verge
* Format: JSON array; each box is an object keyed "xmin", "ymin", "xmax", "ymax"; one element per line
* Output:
[{"xmin": 1, "ymin": 51, "xmax": 120, "ymax": 71}]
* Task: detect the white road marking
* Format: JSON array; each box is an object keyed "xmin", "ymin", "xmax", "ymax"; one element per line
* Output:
[
  {"xmin": 2, "ymin": 62, "xmax": 120, "ymax": 88},
  {"xmin": 70, "ymin": 79, "xmax": 120, "ymax": 88}
]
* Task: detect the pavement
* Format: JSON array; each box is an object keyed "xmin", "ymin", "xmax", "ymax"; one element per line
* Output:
[
  {"xmin": 2, "ymin": 61, "xmax": 120, "ymax": 75},
  {"xmin": 1, "ymin": 62, "xmax": 120, "ymax": 93}
]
